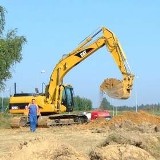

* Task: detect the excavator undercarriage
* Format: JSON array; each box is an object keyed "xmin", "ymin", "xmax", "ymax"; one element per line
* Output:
[{"xmin": 10, "ymin": 113, "xmax": 88, "ymax": 128}]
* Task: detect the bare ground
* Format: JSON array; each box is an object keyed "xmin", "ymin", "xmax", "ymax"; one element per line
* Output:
[{"xmin": 0, "ymin": 111, "xmax": 160, "ymax": 160}]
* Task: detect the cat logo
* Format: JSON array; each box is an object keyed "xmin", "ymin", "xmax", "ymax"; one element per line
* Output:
[
  {"xmin": 75, "ymin": 48, "xmax": 93, "ymax": 58},
  {"xmin": 80, "ymin": 50, "xmax": 87, "ymax": 58}
]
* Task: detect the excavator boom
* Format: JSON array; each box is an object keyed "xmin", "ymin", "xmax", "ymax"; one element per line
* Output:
[{"xmin": 46, "ymin": 27, "xmax": 134, "ymax": 105}]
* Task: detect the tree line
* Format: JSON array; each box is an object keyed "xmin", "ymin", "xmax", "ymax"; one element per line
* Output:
[
  {"xmin": 99, "ymin": 97, "xmax": 160, "ymax": 113},
  {"xmin": 1, "ymin": 96, "xmax": 160, "ymax": 113}
]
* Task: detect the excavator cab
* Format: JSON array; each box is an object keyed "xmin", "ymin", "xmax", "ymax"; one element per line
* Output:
[{"xmin": 61, "ymin": 85, "xmax": 74, "ymax": 112}]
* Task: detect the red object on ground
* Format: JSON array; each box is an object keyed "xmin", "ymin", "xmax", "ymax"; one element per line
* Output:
[{"xmin": 91, "ymin": 110, "xmax": 111, "ymax": 120}]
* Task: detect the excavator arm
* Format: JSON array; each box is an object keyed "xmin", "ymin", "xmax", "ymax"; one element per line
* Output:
[
  {"xmin": 100, "ymin": 28, "xmax": 134, "ymax": 99},
  {"xmin": 46, "ymin": 27, "xmax": 134, "ymax": 106}
]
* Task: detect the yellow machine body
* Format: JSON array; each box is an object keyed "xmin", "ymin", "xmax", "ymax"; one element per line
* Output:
[{"xmin": 9, "ymin": 27, "xmax": 134, "ymax": 127}]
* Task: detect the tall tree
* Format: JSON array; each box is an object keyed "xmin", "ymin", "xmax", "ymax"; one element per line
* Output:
[
  {"xmin": 99, "ymin": 97, "xmax": 112, "ymax": 110},
  {"xmin": 0, "ymin": 6, "xmax": 27, "ymax": 90}
]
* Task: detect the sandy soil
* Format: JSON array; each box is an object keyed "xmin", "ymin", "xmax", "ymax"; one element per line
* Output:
[
  {"xmin": 0, "ymin": 127, "xmax": 106, "ymax": 159},
  {"xmin": 0, "ymin": 111, "xmax": 160, "ymax": 160}
]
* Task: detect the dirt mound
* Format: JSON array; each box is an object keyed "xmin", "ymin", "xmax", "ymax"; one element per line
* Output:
[
  {"xmin": 108, "ymin": 111, "xmax": 160, "ymax": 132},
  {"xmin": 2, "ymin": 136, "xmax": 87, "ymax": 160},
  {"xmin": 110, "ymin": 111, "xmax": 160, "ymax": 125},
  {"xmin": 101, "ymin": 131, "xmax": 160, "ymax": 159},
  {"xmin": 79, "ymin": 111, "xmax": 160, "ymax": 132},
  {"xmin": 84, "ymin": 112, "xmax": 160, "ymax": 159},
  {"xmin": 90, "ymin": 144, "xmax": 156, "ymax": 160}
]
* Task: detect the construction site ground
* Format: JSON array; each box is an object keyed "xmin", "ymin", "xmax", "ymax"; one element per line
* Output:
[{"xmin": 0, "ymin": 111, "xmax": 160, "ymax": 160}]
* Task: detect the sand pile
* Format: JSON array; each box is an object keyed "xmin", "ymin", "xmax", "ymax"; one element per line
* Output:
[
  {"xmin": 2, "ymin": 137, "xmax": 87, "ymax": 160},
  {"xmin": 110, "ymin": 111, "xmax": 160, "ymax": 125},
  {"xmin": 100, "ymin": 131, "xmax": 160, "ymax": 159},
  {"xmin": 78, "ymin": 111, "xmax": 160, "ymax": 132},
  {"xmin": 90, "ymin": 144, "xmax": 156, "ymax": 160},
  {"xmin": 107, "ymin": 111, "xmax": 160, "ymax": 132},
  {"xmin": 76, "ymin": 111, "xmax": 160, "ymax": 159}
]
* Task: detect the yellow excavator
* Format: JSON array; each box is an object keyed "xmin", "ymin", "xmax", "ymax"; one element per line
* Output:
[{"xmin": 9, "ymin": 26, "xmax": 134, "ymax": 127}]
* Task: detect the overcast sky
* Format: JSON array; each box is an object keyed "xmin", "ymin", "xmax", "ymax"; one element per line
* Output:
[{"xmin": 1, "ymin": 1, "xmax": 160, "ymax": 108}]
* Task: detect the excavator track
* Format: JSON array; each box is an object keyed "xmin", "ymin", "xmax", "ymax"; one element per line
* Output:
[
  {"xmin": 10, "ymin": 116, "xmax": 28, "ymax": 128},
  {"xmin": 38, "ymin": 114, "xmax": 88, "ymax": 127},
  {"xmin": 10, "ymin": 114, "xmax": 88, "ymax": 128}
]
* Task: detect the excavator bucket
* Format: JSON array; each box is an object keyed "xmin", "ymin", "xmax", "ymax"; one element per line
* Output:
[{"xmin": 100, "ymin": 78, "xmax": 131, "ymax": 99}]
